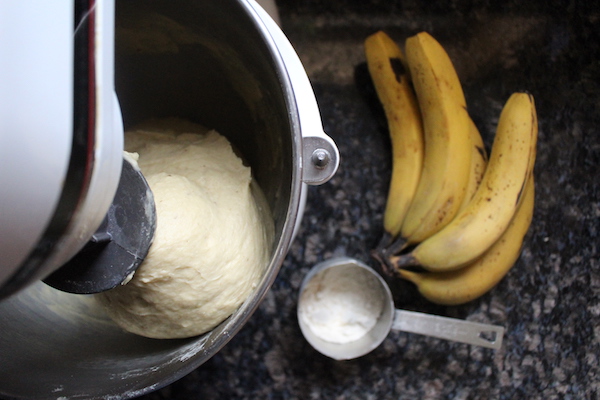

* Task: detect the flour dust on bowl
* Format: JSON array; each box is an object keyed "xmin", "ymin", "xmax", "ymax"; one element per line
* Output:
[
  {"xmin": 0, "ymin": 0, "xmax": 338, "ymax": 399},
  {"xmin": 298, "ymin": 258, "xmax": 505, "ymax": 361}
]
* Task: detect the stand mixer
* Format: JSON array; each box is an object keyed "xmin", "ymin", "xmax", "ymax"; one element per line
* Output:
[
  {"xmin": 0, "ymin": 0, "xmax": 156, "ymax": 298},
  {"xmin": 0, "ymin": 1, "xmax": 339, "ymax": 398}
]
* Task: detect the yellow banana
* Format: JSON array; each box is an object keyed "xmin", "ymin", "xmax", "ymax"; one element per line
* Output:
[
  {"xmin": 364, "ymin": 31, "xmax": 424, "ymax": 245},
  {"xmin": 397, "ymin": 175, "xmax": 535, "ymax": 305},
  {"xmin": 397, "ymin": 31, "xmax": 472, "ymax": 247},
  {"xmin": 458, "ymin": 118, "xmax": 488, "ymax": 213},
  {"xmin": 392, "ymin": 92, "xmax": 538, "ymax": 272}
]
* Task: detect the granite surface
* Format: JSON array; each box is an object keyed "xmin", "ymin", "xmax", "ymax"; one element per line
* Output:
[{"xmin": 137, "ymin": 1, "xmax": 599, "ymax": 399}]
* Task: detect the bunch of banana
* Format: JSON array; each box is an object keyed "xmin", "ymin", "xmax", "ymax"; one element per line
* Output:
[
  {"xmin": 397, "ymin": 176, "xmax": 535, "ymax": 305},
  {"xmin": 364, "ymin": 31, "xmax": 538, "ymax": 305}
]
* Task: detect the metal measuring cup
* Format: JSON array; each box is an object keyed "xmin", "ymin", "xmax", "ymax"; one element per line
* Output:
[{"xmin": 297, "ymin": 257, "xmax": 504, "ymax": 360}]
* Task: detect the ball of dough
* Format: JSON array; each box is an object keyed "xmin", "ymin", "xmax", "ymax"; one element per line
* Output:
[{"xmin": 96, "ymin": 126, "xmax": 271, "ymax": 339}]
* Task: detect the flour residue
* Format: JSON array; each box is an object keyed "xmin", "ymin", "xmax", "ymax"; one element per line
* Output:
[{"xmin": 298, "ymin": 265, "xmax": 385, "ymax": 344}]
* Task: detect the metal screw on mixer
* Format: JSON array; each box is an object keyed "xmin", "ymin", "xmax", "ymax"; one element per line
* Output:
[
  {"xmin": 311, "ymin": 148, "xmax": 331, "ymax": 169},
  {"xmin": 302, "ymin": 136, "xmax": 339, "ymax": 185}
]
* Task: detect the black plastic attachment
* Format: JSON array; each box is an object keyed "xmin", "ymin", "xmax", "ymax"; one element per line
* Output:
[{"xmin": 43, "ymin": 158, "xmax": 156, "ymax": 294}]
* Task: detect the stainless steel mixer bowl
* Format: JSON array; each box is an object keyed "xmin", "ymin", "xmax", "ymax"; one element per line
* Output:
[{"xmin": 0, "ymin": 1, "xmax": 332, "ymax": 398}]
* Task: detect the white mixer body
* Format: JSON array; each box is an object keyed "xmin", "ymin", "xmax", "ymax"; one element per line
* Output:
[{"xmin": 0, "ymin": 0, "xmax": 123, "ymax": 298}]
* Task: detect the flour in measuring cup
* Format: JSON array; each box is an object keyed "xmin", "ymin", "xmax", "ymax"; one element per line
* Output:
[{"xmin": 298, "ymin": 265, "xmax": 386, "ymax": 344}]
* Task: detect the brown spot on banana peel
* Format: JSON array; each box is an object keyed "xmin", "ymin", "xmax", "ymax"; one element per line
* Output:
[{"xmin": 435, "ymin": 196, "xmax": 455, "ymax": 224}]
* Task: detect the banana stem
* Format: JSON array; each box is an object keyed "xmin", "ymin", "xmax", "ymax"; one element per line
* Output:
[
  {"xmin": 371, "ymin": 248, "xmax": 397, "ymax": 277},
  {"xmin": 375, "ymin": 231, "xmax": 395, "ymax": 253},
  {"xmin": 389, "ymin": 253, "xmax": 420, "ymax": 270},
  {"xmin": 385, "ymin": 235, "xmax": 409, "ymax": 256},
  {"xmin": 372, "ymin": 232, "xmax": 412, "ymax": 277}
]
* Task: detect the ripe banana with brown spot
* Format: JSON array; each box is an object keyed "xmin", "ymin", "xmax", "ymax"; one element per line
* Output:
[
  {"xmin": 392, "ymin": 92, "xmax": 538, "ymax": 272},
  {"xmin": 397, "ymin": 31, "xmax": 472, "ymax": 248},
  {"xmin": 397, "ymin": 175, "xmax": 535, "ymax": 306},
  {"xmin": 364, "ymin": 31, "xmax": 424, "ymax": 247},
  {"xmin": 458, "ymin": 118, "xmax": 488, "ymax": 213}
]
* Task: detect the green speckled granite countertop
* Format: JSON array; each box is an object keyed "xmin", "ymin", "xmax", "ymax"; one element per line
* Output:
[{"xmin": 137, "ymin": 1, "xmax": 600, "ymax": 398}]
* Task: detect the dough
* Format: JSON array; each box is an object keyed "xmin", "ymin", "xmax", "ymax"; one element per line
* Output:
[{"xmin": 96, "ymin": 121, "xmax": 272, "ymax": 339}]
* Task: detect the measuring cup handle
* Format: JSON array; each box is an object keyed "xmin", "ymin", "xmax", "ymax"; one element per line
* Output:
[{"xmin": 392, "ymin": 310, "xmax": 505, "ymax": 349}]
